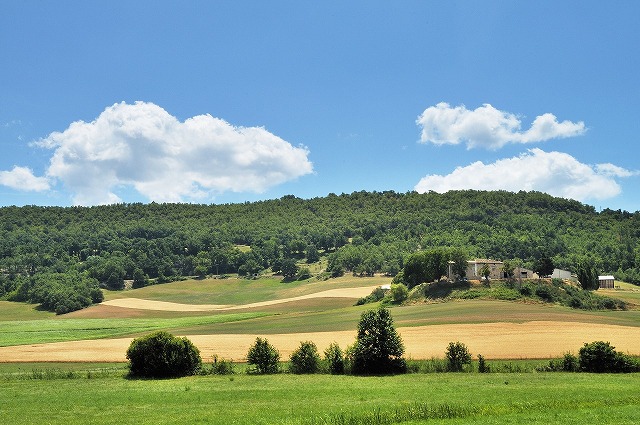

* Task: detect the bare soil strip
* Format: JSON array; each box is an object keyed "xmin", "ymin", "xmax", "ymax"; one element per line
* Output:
[
  {"xmin": 101, "ymin": 286, "xmax": 379, "ymax": 312},
  {"xmin": 2, "ymin": 321, "xmax": 638, "ymax": 362}
]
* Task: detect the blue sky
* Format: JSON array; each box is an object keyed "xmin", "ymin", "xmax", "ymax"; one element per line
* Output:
[{"xmin": 1, "ymin": 1, "xmax": 639, "ymax": 211}]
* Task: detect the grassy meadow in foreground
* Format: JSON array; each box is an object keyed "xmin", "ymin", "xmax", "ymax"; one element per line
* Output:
[{"xmin": 0, "ymin": 370, "xmax": 638, "ymax": 425}]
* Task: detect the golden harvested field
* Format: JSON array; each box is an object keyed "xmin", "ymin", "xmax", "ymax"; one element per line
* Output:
[{"xmin": 1, "ymin": 321, "xmax": 639, "ymax": 362}]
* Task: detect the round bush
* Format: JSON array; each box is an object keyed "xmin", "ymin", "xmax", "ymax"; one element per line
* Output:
[
  {"xmin": 445, "ymin": 341, "xmax": 472, "ymax": 372},
  {"xmin": 289, "ymin": 341, "xmax": 320, "ymax": 374},
  {"xmin": 247, "ymin": 337, "xmax": 280, "ymax": 374},
  {"xmin": 126, "ymin": 331, "xmax": 202, "ymax": 378},
  {"xmin": 579, "ymin": 341, "xmax": 639, "ymax": 373}
]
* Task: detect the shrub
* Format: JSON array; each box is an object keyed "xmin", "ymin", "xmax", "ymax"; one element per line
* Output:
[
  {"xmin": 324, "ymin": 342, "xmax": 345, "ymax": 375},
  {"xmin": 540, "ymin": 353, "xmax": 579, "ymax": 372},
  {"xmin": 210, "ymin": 355, "xmax": 236, "ymax": 375},
  {"xmin": 289, "ymin": 341, "xmax": 320, "ymax": 374},
  {"xmin": 579, "ymin": 341, "xmax": 640, "ymax": 373},
  {"xmin": 126, "ymin": 331, "xmax": 202, "ymax": 378},
  {"xmin": 534, "ymin": 284, "xmax": 554, "ymax": 302},
  {"xmin": 388, "ymin": 283, "xmax": 408, "ymax": 304},
  {"xmin": 351, "ymin": 308, "xmax": 406, "ymax": 375},
  {"xmin": 519, "ymin": 283, "xmax": 533, "ymax": 296},
  {"xmin": 562, "ymin": 353, "xmax": 579, "ymax": 372},
  {"xmin": 296, "ymin": 267, "xmax": 312, "ymax": 281},
  {"xmin": 247, "ymin": 337, "xmax": 280, "ymax": 374},
  {"xmin": 445, "ymin": 341, "xmax": 472, "ymax": 372},
  {"xmin": 477, "ymin": 354, "xmax": 490, "ymax": 373}
]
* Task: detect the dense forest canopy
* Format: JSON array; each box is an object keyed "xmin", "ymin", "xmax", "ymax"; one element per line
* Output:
[{"xmin": 1, "ymin": 190, "xmax": 639, "ymax": 312}]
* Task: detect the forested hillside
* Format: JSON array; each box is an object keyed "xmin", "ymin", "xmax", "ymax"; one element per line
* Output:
[{"xmin": 1, "ymin": 190, "xmax": 639, "ymax": 312}]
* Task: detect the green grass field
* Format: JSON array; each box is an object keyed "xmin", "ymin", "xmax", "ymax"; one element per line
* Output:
[
  {"xmin": 0, "ymin": 312, "xmax": 269, "ymax": 347},
  {"xmin": 0, "ymin": 369, "xmax": 638, "ymax": 424}
]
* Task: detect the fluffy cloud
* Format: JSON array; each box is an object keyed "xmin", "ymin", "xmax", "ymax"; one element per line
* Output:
[
  {"xmin": 414, "ymin": 148, "xmax": 635, "ymax": 202},
  {"xmin": 417, "ymin": 102, "xmax": 586, "ymax": 149},
  {"xmin": 0, "ymin": 166, "xmax": 50, "ymax": 192},
  {"xmin": 28, "ymin": 101, "xmax": 313, "ymax": 205}
]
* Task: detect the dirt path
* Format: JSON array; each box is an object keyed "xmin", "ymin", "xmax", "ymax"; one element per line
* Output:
[
  {"xmin": 2, "ymin": 321, "xmax": 638, "ymax": 362},
  {"xmin": 101, "ymin": 286, "xmax": 379, "ymax": 312}
]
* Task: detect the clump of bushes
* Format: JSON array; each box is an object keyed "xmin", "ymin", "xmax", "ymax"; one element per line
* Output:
[
  {"xmin": 247, "ymin": 337, "xmax": 280, "ymax": 374},
  {"xmin": 210, "ymin": 355, "xmax": 236, "ymax": 375},
  {"xmin": 355, "ymin": 286, "xmax": 387, "ymax": 305},
  {"xmin": 126, "ymin": 331, "xmax": 202, "ymax": 378},
  {"xmin": 538, "ymin": 353, "xmax": 580, "ymax": 372},
  {"xmin": 355, "ymin": 284, "xmax": 410, "ymax": 306},
  {"xmin": 578, "ymin": 341, "xmax": 639, "ymax": 373},
  {"xmin": 537, "ymin": 342, "xmax": 640, "ymax": 373},
  {"xmin": 504, "ymin": 280, "xmax": 626, "ymax": 311}
]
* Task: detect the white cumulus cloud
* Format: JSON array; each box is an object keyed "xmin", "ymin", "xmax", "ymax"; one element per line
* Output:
[
  {"xmin": 25, "ymin": 101, "xmax": 313, "ymax": 205},
  {"xmin": 0, "ymin": 166, "xmax": 50, "ymax": 192},
  {"xmin": 414, "ymin": 148, "xmax": 634, "ymax": 202},
  {"xmin": 416, "ymin": 102, "xmax": 586, "ymax": 149}
]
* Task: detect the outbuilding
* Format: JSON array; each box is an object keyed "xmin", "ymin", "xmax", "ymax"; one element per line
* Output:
[{"xmin": 598, "ymin": 275, "xmax": 615, "ymax": 289}]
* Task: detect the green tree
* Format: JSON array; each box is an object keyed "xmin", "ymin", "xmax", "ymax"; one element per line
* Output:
[
  {"xmin": 351, "ymin": 308, "xmax": 406, "ymax": 375},
  {"xmin": 402, "ymin": 248, "xmax": 450, "ymax": 288},
  {"xmin": 132, "ymin": 268, "xmax": 148, "ymax": 289},
  {"xmin": 501, "ymin": 259, "xmax": 515, "ymax": 279},
  {"xmin": 247, "ymin": 337, "xmax": 280, "ymax": 374},
  {"xmin": 403, "ymin": 251, "xmax": 429, "ymax": 288},
  {"xmin": 289, "ymin": 341, "xmax": 320, "ymax": 374},
  {"xmin": 280, "ymin": 258, "xmax": 299, "ymax": 279},
  {"xmin": 576, "ymin": 260, "xmax": 599, "ymax": 290},
  {"xmin": 533, "ymin": 256, "xmax": 555, "ymax": 278},
  {"xmin": 126, "ymin": 331, "xmax": 202, "ymax": 378},
  {"xmin": 323, "ymin": 342, "xmax": 345, "ymax": 374},
  {"xmin": 450, "ymin": 249, "xmax": 468, "ymax": 280},
  {"xmin": 194, "ymin": 251, "xmax": 212, "ymax": 278},
  {"xmin": 445, "ymin": 341, "xmax": 472, "ymax": 372},
  {"xmin": 480, "ymin": 263, "xmax": 491, "ymax": 282},
  {"xmin": 305, "ymin": 244, "xmax": 320, "ymax": 263}
]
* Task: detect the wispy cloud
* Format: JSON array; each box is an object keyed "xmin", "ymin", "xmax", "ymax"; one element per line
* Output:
[
  {"xmin": 416, "ymin": 103, "xmax": 586, "ymax": 149},
  {"xmin": 0, "ymin": 166, "xmax": 50, "ymax": 192},
  {"xmin": 414, "ymin": 148, "xmax": 635, "ymax": 202},
  {"xmin": 1, "ymin": 101, "xmax": 313, "ymax": 205}
]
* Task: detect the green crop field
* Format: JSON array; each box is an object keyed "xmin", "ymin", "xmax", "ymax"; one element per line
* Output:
[
  {"xmin": 0, "ymin": 369, "xmax": 638, "ymax": 425},
  {"xmin": 0, "ymin": 312, "xmax": 269, "ymax": 347},
  {"xmin": 0, "ymin": 300, "xmax": 56, "ymax": 321}
]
